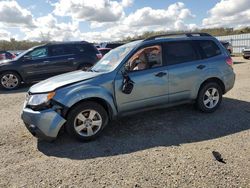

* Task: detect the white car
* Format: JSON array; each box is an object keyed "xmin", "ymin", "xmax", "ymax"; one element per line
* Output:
[{"xmin": 242, "ymin": 47, "xmax": 250, "ymax": 59}]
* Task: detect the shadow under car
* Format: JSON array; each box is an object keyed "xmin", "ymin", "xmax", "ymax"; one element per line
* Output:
[{"xmin": 37, "ymin": 97, "xmax": 250, "ymax": 160}]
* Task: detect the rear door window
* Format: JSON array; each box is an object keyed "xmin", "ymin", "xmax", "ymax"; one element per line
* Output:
[
  {"xmin": 196, "ymin": 40, "xmax": 221, "ymax": 58},
  {"xmin": 50, "ymin": 45, "xmax": 73, "ymax": 56},
  {"xmin": 164, "ymin": 41, "xmax": 199, "ymax": 65}
]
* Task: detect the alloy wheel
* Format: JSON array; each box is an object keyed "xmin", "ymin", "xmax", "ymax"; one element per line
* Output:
[
  {"xmin": 203, "ymin": 87, "xmax": 220, "ymax": 109},
  {"xmin": 74, "ymin": 109, "xmax": 102, "ymax": 137},
  {"xmin": 1, "ymin": 74, "xmax": 19, "ymax": 89}
]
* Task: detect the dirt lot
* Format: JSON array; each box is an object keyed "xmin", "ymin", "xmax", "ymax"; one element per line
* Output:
[{"xmin": 0, "ymin": 57, "xmax": 249, "ymax": 188}]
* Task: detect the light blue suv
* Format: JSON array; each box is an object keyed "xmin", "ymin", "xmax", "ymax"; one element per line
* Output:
[{"xmin": 21, "ymin": 33, "xmax": 235, "ymax": 141}]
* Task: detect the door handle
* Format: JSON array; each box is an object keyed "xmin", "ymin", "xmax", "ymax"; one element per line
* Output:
[
  {"xmin": 34, "ymin": 61, "xmax": 48, "ymax": 66},
  {"xmin": 197, "ymin": 65, "xmax": 206, "ymax": 70},
  {"xmin": 68, "ymin": 58, "xmax": 75, "ymax": 61},
  {"xmin": 155, "ymin": 72, "xmax": 167, "ymax": 77}
]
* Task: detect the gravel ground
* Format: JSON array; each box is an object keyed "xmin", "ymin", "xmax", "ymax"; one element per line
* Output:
[{"xmin": 0, "ymin": 57, "xmax": 249, "ymax": 188}]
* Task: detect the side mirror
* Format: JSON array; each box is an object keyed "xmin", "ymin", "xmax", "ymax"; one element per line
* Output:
[
  {"xmin": 124, "ymin": 63, "xmax": 130, "ymax": 72},
  {"xmin": 23, "ymin": 55, "xmax": 31, "ymax": 61},
  {"xmin": 121, "ymin": 71, "xmax": 134, "ymax": 94}
]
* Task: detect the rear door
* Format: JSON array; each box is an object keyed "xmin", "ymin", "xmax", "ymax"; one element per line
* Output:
[
  {"xmin": 47, "ymin": 44, "xmax": 76, "ymax": 75},
  {"xmin": 163, "ymin": 40, "xmax": 205, "ymax": 102}
]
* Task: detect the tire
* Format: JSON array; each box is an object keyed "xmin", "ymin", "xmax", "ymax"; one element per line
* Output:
[
  {"xmin": 0, "ymin": 71, "xmax": 21, "ymax": 90},
  {"xmin": 196, "ymin": 82, "xmax": 222, "ymax": 113},
  {"xmin": 65, "ymin": 101, "xmax": 109, "ymax": 141}
]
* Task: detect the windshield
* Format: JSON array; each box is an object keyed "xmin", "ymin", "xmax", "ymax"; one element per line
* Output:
[
  {"xmin": 12, "ymin": 48, "xmax": 33, "ymax": 60},
  {"xmin": 91, "ymin": 40, "xmax": 141, "ymax": 72}
]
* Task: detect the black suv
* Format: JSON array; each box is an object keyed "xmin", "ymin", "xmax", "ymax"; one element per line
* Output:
[{"xmin": 0, "ymin": 41, "xmax": 102, "ymax": 90}]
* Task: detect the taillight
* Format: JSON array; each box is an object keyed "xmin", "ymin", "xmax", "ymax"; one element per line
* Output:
[
  {"xmin": 96, "ymin": 53, "xmax": 102, "ymax": 59},
  {"xmin": 226, "ymin": 57, "xmax": 233, "ymax": 67},
  {"xmin": 0, "ymin": 54, "xmax": 5, "ymax": 60}
]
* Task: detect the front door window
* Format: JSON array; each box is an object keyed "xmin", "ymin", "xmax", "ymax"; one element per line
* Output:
[
  {"xmin": 29, "ymin": 47, "xmax": 48, "ymax": 59},
  {"xmin": 126, "ymin": 45, "xmax": 162, "ymax": 71}
]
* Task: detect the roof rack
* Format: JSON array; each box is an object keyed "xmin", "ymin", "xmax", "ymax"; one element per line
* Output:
[{"xmin": 144, "ymin": 32, "xmax": 212, "ymax": 41}]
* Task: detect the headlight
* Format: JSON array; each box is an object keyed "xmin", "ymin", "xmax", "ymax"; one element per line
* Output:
[{"xmin": 27, "ymin": 92, "xmax": 55, "ymax": 106}]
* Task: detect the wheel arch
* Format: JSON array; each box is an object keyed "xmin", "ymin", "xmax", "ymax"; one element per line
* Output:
[
  {"xmin": 198, "ymin": 77, "xmax": 226, "ymax": 95},
  {"xmin": 65, "ymin": 97, "xmax": 114, "ymax": 121},
  {"xmin": 0, "ymin": 70, "xmax": 23, "ymax": 82}
]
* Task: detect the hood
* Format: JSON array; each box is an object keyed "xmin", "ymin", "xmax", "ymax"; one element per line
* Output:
[
  {"xmin": 29, "ymin": 70, "xmax": 101, "ymax": 93},
  {"xmin": 0, "ymin": 59, "xmax": 14, "ymax": 65}
]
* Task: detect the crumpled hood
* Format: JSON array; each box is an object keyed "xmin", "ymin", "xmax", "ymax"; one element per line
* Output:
[{"xmin": 29, "ymin": 70, "xmax": 101, "ymax": 93}]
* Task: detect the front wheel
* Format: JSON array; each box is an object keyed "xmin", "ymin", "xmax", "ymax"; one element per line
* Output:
[
  {"xmin": 196, "ymin": 82, "xmax": 222, "ymax": 113},
  {"xmin": 0, "ymin": 71, "xmax": 21, "ymax": 90},
  {"xmin": 66, "ymin": 101, "xmax": 108, "ymax": 141}
]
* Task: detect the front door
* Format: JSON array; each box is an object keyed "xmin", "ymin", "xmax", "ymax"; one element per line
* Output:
[
  {"xmin": 21, "ymin": 46, "xmax": 51, "ymax": 81},
  {"xmin": 114, "ymin": 44, "xmax": 169, "ymax": 114}
]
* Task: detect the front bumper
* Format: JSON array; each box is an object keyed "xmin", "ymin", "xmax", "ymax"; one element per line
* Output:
[{"xmin": 21, "ymin": 108, "xmax": 66, "ymax": 141}]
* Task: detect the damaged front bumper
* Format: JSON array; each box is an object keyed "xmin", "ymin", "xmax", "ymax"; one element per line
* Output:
[{"xmin": 21, "ymin": 108, "xmax": 66, "ymax": 141}]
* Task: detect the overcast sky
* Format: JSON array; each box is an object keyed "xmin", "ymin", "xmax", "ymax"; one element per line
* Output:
[{"xmin": 0, "ymin": 0, "xmax": 250, "ymax": 42}]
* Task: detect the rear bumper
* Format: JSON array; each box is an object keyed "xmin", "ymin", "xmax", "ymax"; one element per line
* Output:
[
  {"xmin": 224, "ymin": 71, "xmax": 235, "ymax": 93},
  {"xmin": 243, "ymin": 52, "xmax": 250, "ymax": 58},
  {"xmin": 21, "ymin": 108, "xmax": 66, "ymax": 140}
]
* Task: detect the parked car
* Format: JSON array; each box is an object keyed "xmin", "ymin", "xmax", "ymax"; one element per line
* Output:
[
  {"xmin": 0, "ymin": 51, "xmax": 16, "ymax": 61},
  {"xmin": 220, "ymin": 40, "xmax": 233, "ymax": 54},
  {"xmin": 98, "ymin": 48, "xmax": 112, "ymax": 56},
  {"xmin": 242, "ymin": 47, "xmax": 250, "ymax": 59},
  {"xmin": 21, "ymin": 33, "xmax": 235, "ymax": 142},
  {"xmin": 0, "ymin": 41, "xmax": 102, "ymax": 90}
]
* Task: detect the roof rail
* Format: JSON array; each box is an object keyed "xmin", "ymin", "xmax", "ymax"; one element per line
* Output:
[
  {"xmin": 45, "ymin": 41, "xmax": 89, "ymax": 45},
  {"xmin": 144, "ymin": 32, "xmax": 212, "ymax": 41}
]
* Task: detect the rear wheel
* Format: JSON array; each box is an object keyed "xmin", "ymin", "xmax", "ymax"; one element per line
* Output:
[
  {"xmin": 196, "ymin": 82, "xmax": 222, "ymax": 113},
  {"xmin": 0, "ymin": 71, "xmax": 21, "ymax": 90},
  {"xmin": 66, "ymin": 101, "xmax": 108, "ymax": 141}
]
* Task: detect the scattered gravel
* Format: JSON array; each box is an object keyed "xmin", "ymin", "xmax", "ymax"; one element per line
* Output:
[{"xmin": 0, "ymin": 57, "xmax": 249, "ymax": 187}]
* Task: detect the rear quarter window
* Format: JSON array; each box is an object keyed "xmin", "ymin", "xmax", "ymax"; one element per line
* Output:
[{"xmin": 196, "ymin": 40, "xmax": 221, "ymax": 59}]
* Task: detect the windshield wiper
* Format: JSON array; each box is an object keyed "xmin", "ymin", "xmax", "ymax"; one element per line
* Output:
[{"xmin": 87, "ymin": 69, "xmax": 99, "ymax": 72}]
